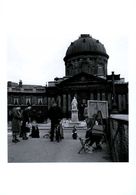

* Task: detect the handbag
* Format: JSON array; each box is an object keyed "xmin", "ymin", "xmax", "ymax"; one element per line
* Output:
[{"xmin": 92, "ymin": 125, "xmax": 104, "ymax": 135}]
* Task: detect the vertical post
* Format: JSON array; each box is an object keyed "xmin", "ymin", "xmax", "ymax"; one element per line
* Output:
[
  {"xmin": 68, "ymin": 94, "xmax": 71, "ymax": 112},
  {"xmin": 63, "ymin": 94, "xmax": 67, "ymax": 114},
  {"xmin": 48, "ymin": 97, "xmax": 51, "ymax": 110},
  {"xmin": 111, "ymin": 71, "xmax": 118, "ymax": 113}
]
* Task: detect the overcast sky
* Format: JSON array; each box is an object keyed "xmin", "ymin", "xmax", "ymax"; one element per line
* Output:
[
  {"xmin": 6, "ymin": 0, "xmax": 130, "ymax": 86},
  {"xmin": 0, "ymin": 1, "xmax": 136, "ymax": 194}
]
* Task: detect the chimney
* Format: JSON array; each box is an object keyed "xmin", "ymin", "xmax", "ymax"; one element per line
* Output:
[{"xmin": 19, "ymin": 80, "xmax": 22, "ymax": 87}]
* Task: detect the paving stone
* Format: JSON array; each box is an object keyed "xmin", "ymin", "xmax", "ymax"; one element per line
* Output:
[{"xmin": 8, "ymin": 129, "xmax": 112, "ymax": 163}]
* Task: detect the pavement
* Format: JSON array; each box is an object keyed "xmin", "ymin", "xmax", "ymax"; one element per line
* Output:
[{"xmin": 8, "ymin": 126, "xmax": 112, "ymax": 163}]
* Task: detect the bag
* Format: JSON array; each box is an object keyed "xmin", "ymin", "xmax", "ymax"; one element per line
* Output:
[{"xmin": 92, "ymin": 125, "xmax": 104, "ymax": 135}]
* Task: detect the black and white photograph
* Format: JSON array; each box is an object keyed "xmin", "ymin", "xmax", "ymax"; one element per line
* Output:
[
  {"xmin": 7, "ymin": 32, "xmax": 129, "ymax": 163},
  {"xmin": 0, "ymin": 0, "xmax": 136, "ymax": 195}
]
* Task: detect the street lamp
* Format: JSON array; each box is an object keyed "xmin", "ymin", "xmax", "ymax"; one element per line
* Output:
[{"xmin": 111, "ymin": 71, "xmax": 118, "ymax": 114}]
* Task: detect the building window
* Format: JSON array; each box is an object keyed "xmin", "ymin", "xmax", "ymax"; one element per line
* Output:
[
  {"xmin": 97, "ymin": 65, "xmax": 103, "ymax": 75},
  {"xmin": 14, "ymin": 97, "xmax": 19, "ymax": 105},
  {"xmin": 38, "ymin": 97, "xmax": 43, "ymax": 105},
  {"xmin": 8, "ymin": 96, "xmax": 12, "ymax": 104},
  {"xmin": 26, "ymin": 97, "xmax": 31, "ymax": 105}
]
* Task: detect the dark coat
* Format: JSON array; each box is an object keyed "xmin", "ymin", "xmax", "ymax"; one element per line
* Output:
[
  {"xmin": 22, "ymin": 109, "xmax": 30, "ymax": 127},
  {"xmin": 31, "ymin": 126, "xmax": 40, "ymax": 138},
  {"xmin": 12, "ymin": 109, "xmax": 22, "ymax": 133},
  {"xmin": 48, "ymin": 105, "xmax": 63, "ymax": 123}
]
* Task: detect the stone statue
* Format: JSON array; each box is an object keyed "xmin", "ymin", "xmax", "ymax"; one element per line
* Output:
[{"xmin": 71, "ymin": 97, "xmax": 78, "ymax": 110}]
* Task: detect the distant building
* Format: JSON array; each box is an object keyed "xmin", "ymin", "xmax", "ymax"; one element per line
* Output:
[
  {"xmin": 8, "ymin": 34, "xmax": 128, "ymax": 121},
  {"xmin": 8, "ymin": 80, "xmax": 48, "ymax": 122}
]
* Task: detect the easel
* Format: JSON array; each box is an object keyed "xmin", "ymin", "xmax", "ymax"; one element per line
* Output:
[{"xmin": 78, "ymin": 110, "xmax": 106, "ymax": 154}]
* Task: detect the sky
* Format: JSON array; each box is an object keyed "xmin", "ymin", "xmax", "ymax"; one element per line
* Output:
[{"xmin": 4, "ymin": 0, "xmax": 131, "ymax": 85}]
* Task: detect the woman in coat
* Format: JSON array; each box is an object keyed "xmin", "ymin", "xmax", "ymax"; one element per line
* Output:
[{"xmin": 11, "ymin": 107, "xmax": 22, "ymax": 143}]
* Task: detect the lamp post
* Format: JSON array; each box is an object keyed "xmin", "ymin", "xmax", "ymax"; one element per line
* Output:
[{"xmin": 111, "ymin": 71, "xmax": 118, "ymax": 114}]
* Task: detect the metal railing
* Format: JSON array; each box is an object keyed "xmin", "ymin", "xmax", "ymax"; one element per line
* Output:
[{"xmin": 108, "ymin": 115, "xmax": 128, "ymax": 162}]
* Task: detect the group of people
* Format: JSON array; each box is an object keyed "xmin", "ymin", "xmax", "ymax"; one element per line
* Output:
[
  {"xmin": 11, "ymin": 106, "xmax": 31, "ymax": 143},
  {"xmin": 11, "ymin": 100, "xmax": 104, "ymax": 150},
  {"xmin": 11, "ymin": 102, "xmax": 63, "ymax": 143}
]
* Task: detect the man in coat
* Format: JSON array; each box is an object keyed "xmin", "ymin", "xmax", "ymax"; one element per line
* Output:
[
  {"xmin": 48, "ymin": 102, "xmax": 63, "ymax": 141},
  {"xmin": 21, "ymin": 106, "xmax": 31, "ymax": 140}
]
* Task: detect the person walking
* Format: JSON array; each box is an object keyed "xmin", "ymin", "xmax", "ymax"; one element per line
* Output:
[
  {"xmin": 21, "ymin": 106, "xmax": 31, "ymax": 140},
  {"xmin": 48, "ymin": 102, "xmax": 63, "ymax": 141},
  {"xmin": 11, "ymin": 107, "xmax": 22, "ymax": 143}
]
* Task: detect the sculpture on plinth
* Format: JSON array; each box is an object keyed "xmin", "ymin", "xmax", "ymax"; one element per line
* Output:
[
  {"xmin": 72, "ymin": 97, "xmax": 78, "ymax": 110},
  {"xmin": 62, "ymin": 96, "xmax": 87, "ymax": 130},
  {"xmin": 71, "ymin": 97, "xmax": 79, "ymax": 123}
]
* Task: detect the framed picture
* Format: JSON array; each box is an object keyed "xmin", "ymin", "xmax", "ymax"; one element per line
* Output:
[{"xmin": 87, "ymin": 100, "xmax": 108, "ymax": 119}]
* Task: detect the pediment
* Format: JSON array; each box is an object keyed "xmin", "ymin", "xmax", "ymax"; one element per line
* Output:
[{"xmin": 57, "ymin": 72, "xmax": 107, "ymax": 87}]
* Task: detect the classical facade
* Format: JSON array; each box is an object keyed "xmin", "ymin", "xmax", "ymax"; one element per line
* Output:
[
  {"xmin": 8, "ymin": 34, "xmax": 128, "ymax": 121},
  {"xmin": 46, "ymin": 34, "xmax": 128, "ymax": 119}
]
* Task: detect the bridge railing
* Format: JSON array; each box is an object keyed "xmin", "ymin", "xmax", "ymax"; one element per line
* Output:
[{"xmin": 108, "ymin": 114, "xmax": 128, "ymax": 162}]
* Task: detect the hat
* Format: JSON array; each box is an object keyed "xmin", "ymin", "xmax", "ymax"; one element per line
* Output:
[
  {"xmin": 25, "ymin": 106, "xmax": 31, "ymax": 110},
  {"xmin": 16, "ymin": 107, "xmax": 21, "ymax": 110}
]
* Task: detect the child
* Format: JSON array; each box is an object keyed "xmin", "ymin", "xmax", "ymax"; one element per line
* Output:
[
  {"xmin": 72, "ymin": 126, "xmax": 77, "ymax": 139},
  {"xmin": 30, "ymin": 121, "xmax": 40, "ymax": 138}
]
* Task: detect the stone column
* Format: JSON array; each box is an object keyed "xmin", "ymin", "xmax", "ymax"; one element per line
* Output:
[
  {"xmin": 102, "ymin": 92, "xmax": 106, "ymax": 100},
  {"xmin": 90, "ymin": 93, "xmax": 94, "ymax": 100},
  {"xmin": 122, "ymin": 94, "xmax": 126, "ymax": 110},
  {"xmin": 108, "ymin": 93, "xmax": 112, "ymax": 110},
  {"xmin": 97, "ymin": 92, "xmax": 101, "ymax": 100},
  {"xmin": 68, "ymin": 94, "xmax": 71, "ymax": 112},
  {"xmin": 63, "ymin": 94, "xmax": 67, "ymax": 113},
  {"xmin": 48, "ymin": 97, "xmax": 51, "ymax": 110},
  {"xmin": 44, "ymin": 97, "xmax": 47, "ymax": 105},
  {"xmin": 118, "ymin": 94, "xmax": 122, "ymax": 112},
  {"xmin": 51, "ymin": 97, "xmax": 55, "ymax": 105},
  {"xmin": 57, "ymin": 95, "xmax": 61, "ymax": 107}
]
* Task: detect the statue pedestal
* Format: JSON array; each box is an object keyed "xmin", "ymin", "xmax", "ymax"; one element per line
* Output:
[
  {"xmin": 68, "ymin": 109, "xmax": 80, "ymax": 127},
  {"xmin": 71, "ymin": 109, "xmax": 79, "ymax": 123},
  {"xmin": 64, "ymin": 96, "xmax": 86, "ymax": 129}
]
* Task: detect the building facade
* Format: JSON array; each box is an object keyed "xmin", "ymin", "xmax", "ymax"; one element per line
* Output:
[
  {"xmin": 8, "ymin": 80, "xmax": 48, "ymax": 122},
  {"xmin": 8, "ymin": 34, "xmax": 128, "ymax": 121}
]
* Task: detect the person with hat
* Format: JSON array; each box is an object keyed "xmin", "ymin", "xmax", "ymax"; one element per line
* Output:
[{"xmin": 11, "ymin": 107, "xmax": 22, "ymax": 143}]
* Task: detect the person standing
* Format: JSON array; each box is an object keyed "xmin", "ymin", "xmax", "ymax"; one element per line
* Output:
[
  {"xmin": 21, "ymin": 106, "xmax": 31, "ymax": 140},
  {"xmin": 11, "ymin": 107, "xmax": 22, "ymax": 143},
  {"xmin": 48, "ymin": 102, "xmax": 63, "ymax": 141}
]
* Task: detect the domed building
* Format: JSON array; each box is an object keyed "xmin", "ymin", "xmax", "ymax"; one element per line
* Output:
[
  {"xmin": 46, "ymin": 34, "xmax": 128, "ymax": 119},
  {"xmin": 64, "ymin": 34, "xmax": 109, "ymax": 78},
  {"xmin": 8, "ymin": 34, "xmax": 128, "ymax": 121}
]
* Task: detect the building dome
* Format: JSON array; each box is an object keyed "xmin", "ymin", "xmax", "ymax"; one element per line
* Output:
[
  {"xmin": 64, "ymin": 34, "xmax": 109, "ymax": 61},
  {"xmin": 64, "ymin": 34, "xmax": 109, "ymax": 78}
]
